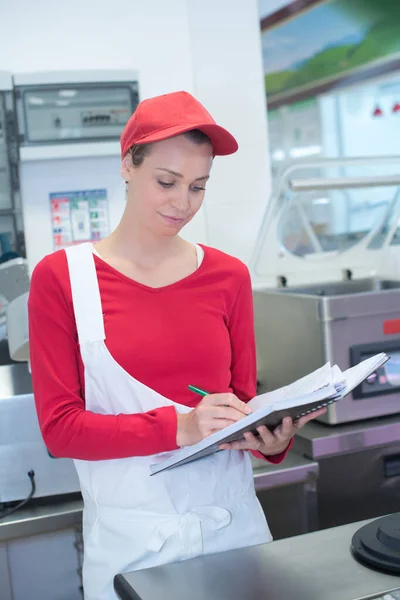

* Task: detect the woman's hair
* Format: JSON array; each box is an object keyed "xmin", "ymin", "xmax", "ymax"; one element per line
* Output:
[{"xmin": 128, "ymin": 129, "xmax": 212, "ymax": 167}]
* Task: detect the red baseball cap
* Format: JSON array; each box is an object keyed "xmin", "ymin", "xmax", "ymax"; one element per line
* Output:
[{"xmin": 120, "ymin": 91, "xmax": 238, "ymax": 158}]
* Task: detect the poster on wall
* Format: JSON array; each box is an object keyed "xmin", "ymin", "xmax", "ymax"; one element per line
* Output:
[
  {"xmin": 261, "ymin": 0, "xmax": 400, "ymax": 108},
  {"xmin": 50, "ymin": 189, "xmax": 110, "ymax": 250}
]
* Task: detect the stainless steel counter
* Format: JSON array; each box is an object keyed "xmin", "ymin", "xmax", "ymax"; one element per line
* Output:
[
  {"xmin": 251, "ymin": 450, "xmax": 318, "ymax": 490},
  {"xmin": 0, "ymin": 495, "xmax": 83, "ymax": 542},
  {"xmin": 293, "ymin": 415, "xmax": 400, "ymax": 530},
  {"xmin": 293, "ymin": 413, "xmax": 400, "ymax": 459},
  {"xmin": 252, "ymin": 451, "xmax": 319, "ymax": 536},
  {"xmin": 115, "ymin": 518, "xmax": 400, "ymax": 600},
  {"xmin": 0, "ymin": 453, "xmax": 318, "ymax": 541}
]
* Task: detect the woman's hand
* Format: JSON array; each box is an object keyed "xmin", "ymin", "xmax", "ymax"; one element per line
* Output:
[
  {"xmin": 176, "ymin": 393, "xmax": 250, "ymax": 447},
  {"xmin": 219, "ymin": 407, "xmax": 327, "ymax": 456}
]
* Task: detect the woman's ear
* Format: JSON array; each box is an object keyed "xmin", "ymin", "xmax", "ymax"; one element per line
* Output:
[{"xmin": 121, "ymin": 154, "xmax": 134, "ymax": 182}]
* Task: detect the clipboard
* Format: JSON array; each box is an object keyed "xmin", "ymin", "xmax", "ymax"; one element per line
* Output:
[{"xmin": 150, "ymin": 352, "xmax": 389, "ymax": 475}]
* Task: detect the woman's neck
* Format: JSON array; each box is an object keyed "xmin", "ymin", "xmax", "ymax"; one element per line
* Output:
[{"xmin": 96, "ymin": 210, "xmax": 190, "ymax": 269}]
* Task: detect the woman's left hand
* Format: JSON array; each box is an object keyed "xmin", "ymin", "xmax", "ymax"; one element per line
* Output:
[{"xmin": 219, "ymin": 407, "xmax": 327, "ymax": 456}]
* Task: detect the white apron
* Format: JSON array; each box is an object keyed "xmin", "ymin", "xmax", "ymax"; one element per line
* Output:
[{"xmin": 65, "ymin": 242, "xmax": 272, "ymax": 600}]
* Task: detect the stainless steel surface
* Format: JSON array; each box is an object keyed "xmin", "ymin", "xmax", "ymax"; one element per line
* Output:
[
  {"xmin": 289, "ymin": 174, "xmax": 400, "ymax": 191},
  {"xmin": 0, "ymin": 362, "xmax": 32, "ymax": 397},
  {"xmin": 293, "ymin": 417, "xmax": 400, "ymax": 530},
  {"xmin": 253, "ymin": 279, "xmax": 400, "ymax": 424},
  {"xmin": 254, "ymin": 288, "xmax": 324, "ymax": 401},
  {"xmin": 0, "ymin": 455, "xmax": 318, "ymax": 542},
  {"xmin": 0, "ymin": 496, "xmax": 83, "ymax": 542},
  {"xmin": 115, "ymin": 518, "xmax": 400, "ymax": 600},
  {"xmin": 0, "ymin": 363, "xmax": 80, "ymax": 502},
  {"xmin": 282, "ymin": 278, "xmax": 400, "ymax": 296},
  {"xmin": 0, "ymin": 259, "xmax": 30, "ymax": 303},
  {"xmin": 293, "ymin": 414, "xmax": 400, "ymax": 459},
  {"xmin": 2, "ymin": 518, "xmax": 84, "ymax": 600},
  {"xmin": 252, "ymin": 452, "xmax": 319, "ymax": 537},
  {"xmin": 0, "ymin": 544, "xmax": 12, "ymax": 600},
  {"xmin": 251, "ymin": 450, "xmax": 318, "ymax": 490},
  {"xmin": 319, "ymin": 445, "xmax": 400, "ymax": 530}
]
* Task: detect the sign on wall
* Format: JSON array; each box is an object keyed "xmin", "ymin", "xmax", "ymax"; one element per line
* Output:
[{"xmin": 50, "ymin": 189, "xmax": 110, "ymax": 250}]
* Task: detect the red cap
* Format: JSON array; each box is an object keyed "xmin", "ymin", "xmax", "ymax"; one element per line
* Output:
[{"xmin": 120, "ymin": 91, "xmax": 238, "ymax": 158}]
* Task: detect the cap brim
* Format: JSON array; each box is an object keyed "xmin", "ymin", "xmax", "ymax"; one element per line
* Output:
[{"xmin": 132, "ymin": 123, "xmax": 238, "ymax": 156}]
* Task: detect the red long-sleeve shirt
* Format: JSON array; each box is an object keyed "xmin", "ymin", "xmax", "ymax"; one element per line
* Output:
[{"xmin": 28, "ymin": 244, "xmax": 290, "ymax": 463}]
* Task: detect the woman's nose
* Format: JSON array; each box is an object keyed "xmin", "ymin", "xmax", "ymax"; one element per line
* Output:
[{"xmin": 170, "ymin": 188, "xmax": 190, "ymax": 212}]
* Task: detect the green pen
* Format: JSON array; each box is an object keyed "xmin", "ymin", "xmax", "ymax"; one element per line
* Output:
[{"xmin": 188, "ymin": 385, "xmax": 209, "ymax": 397}]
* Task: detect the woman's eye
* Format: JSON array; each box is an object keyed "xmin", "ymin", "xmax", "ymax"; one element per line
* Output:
[
  {"xmin": 158, "ymin": 180, "xmax": 174, "ymax": 188},
  {"xmin": 191, "ymin": 186, "xmax": 206, "ymax": 192}
]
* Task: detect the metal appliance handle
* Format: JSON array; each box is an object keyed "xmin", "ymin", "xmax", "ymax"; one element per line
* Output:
[{"xmin": 289, "ymin": 175, "xmax": 400, "ymax": 192}]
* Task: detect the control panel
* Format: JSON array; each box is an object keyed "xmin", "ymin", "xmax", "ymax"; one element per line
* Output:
[
  {"xmin": 16, "ymin": 81, "xmax": 139, "ymax": 145},
  {"xmin": 351, "ymin": 339, "xmax": 400, "ymax": 400}
]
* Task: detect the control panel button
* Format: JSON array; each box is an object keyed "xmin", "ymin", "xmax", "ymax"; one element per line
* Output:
[{"xmin": 366, "ymin": 372, "xmax": 378, "ymax": 385}]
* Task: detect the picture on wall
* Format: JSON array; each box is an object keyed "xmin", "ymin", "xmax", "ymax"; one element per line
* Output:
[{"xmin": 261, "ymin": 0, "xmax": 400, "ymax": 108}]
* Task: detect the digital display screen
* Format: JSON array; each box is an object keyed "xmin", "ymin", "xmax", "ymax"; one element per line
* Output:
[{"xmin": 383, "ymin": 351, "xmax": 400, "ymax": 387}]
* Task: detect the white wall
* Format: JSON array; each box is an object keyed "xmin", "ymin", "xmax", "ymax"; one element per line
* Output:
[
  {"xmin": 1, "ymin": 0, "xmax": 194, "ymax": 96},
  {"xmin": 0, "ymin": 0, "xmax": 271, "ymax": 265},
  {"xmin": 318, "ymin": 75, "xmax": 400, "ymax": 236},
  {"xmin": 187, "ymin": 0, "xmax": 271, "ymax": 261},
  {"xmin": 335, "ymin": 78, "xmax": 400, "ymax": 158}
]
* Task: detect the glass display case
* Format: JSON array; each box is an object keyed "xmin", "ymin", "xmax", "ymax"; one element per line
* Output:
[{"xmin": 251, "ymin": 156, "xmax": 400, "ymax": 287}]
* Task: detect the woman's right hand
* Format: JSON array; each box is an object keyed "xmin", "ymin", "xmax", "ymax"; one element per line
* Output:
[{"xmin": 176, "ymin": 393, "xmax": 251, "ymax": 447}]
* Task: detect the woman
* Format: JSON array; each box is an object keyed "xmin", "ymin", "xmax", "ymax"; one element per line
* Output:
[{"xmin": 28, "ymin": 91, "xmax": 325, "ymax": 600}]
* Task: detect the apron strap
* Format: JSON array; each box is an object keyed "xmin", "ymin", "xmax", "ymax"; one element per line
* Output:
[{"xmin": 65, "ymin": 242, "xmax": 105, "ymax": 344}]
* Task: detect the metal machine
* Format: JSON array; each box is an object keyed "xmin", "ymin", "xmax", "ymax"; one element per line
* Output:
[
  {"xmin": 0, "ymin": 363, "xmax": 81, "ymax": 504},
  {"xmin": 251, "ymin": 157, "xmax": 400, "ymax": 530},
  {"xmin": 254, "ymin": 278, "xmax": 400, "ymax": 425},
  {"xmin": 251, "ymin": 156, "xmax": 400, "ymax": 425},
  {"xmin": 0, "ymin": 255, "xmax": 80, "ymax": 505}
]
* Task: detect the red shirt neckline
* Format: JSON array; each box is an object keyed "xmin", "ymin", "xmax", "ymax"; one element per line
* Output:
[{"xmin": 91, "ymin": 243, "xmax": 208, "ymax": 293}]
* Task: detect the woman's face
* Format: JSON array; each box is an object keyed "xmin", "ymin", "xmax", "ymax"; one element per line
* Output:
[{"xmin": 121, "ymin": 135, "xmax": 213, "ymax": 236}]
